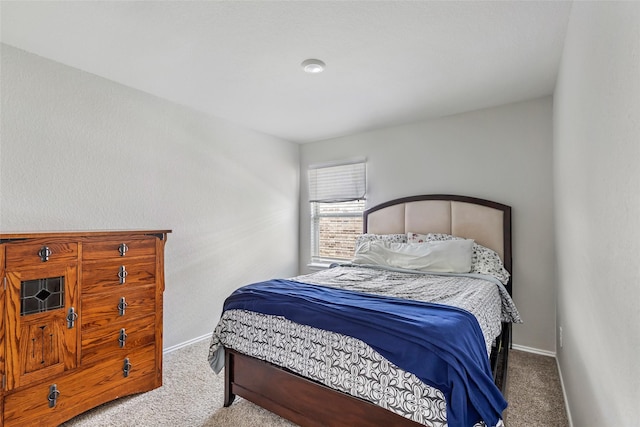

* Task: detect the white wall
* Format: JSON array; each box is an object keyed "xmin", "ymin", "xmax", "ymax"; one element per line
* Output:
[
  {"xmin": 300, "ymin": 97, "xmax": 556, "ymax": 353},
  {"xmin": 554, "ymin": 2, "xmax": 640, "ymax": 425},
  {"xmin": 0, "ymin": 45, "xmax": 300, "ymax": 349}
]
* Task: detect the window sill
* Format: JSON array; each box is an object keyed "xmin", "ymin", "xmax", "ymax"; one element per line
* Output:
[
  {"xmin": 307, "ymin": 261, "xmax": 351, "ymax": 271},
  {"xmin": 307, "ymin": 262, "xmax": 333, "ymax": 270}
]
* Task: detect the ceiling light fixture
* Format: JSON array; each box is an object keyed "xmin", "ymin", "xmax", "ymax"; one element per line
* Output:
[{"xmin": 301, "ymin": 59, "xmax": 326, "ymax": 74}]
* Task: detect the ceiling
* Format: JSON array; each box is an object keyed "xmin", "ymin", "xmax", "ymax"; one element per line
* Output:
[{"xmin": 0, "ymin": 1, "xmax": 573, "ymax": 143}]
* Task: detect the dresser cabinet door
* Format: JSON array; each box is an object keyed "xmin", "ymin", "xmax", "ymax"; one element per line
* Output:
[{"xmin": 4, "ymin": 263, "xmax": 79, "ymax": 391}]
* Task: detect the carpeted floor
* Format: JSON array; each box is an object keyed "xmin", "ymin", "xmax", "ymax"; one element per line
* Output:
[
  {"xmin": 503, "ymin": 350, "xmax": 569, "ymax": 427},
  {"xmin": 62, "ymin": 339, "xmax": 568, "ymax": 427}
]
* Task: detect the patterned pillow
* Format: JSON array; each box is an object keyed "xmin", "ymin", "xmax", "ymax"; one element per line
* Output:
[
  {"xmin": 407, "ymin": 232, "xmax": 510, "ymax": 284},
  {"xmin": 354, "ymin": 234, "xmax": 407, "ymax": 252}
]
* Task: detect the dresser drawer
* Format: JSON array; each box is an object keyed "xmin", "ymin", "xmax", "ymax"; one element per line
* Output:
[
  {"xmin": 81, "ymin": 315, "xmax": 156, "ymax": 365},
  {"xmin": 82, "ymin": 257, "xmax": 156, "ymax": 293},
  {"xmin": 4, "ymin": 240, "xmax": 77, "ymax": 269},
  {"xmin": 83, "ymin": 237, "xmax": 156, "ymax": 261},
  {"xmin": 81, "ymin": 285, "xmax": 156, "ymax": 329},
  {"xmin": 2, "ymin": 344, "xmax": 157, "ymax": 427}
]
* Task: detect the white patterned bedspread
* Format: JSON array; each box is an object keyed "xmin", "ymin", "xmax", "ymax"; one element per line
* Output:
[{"xmin": 209, "ymin": 265, "xmax": 521, "ymax": 427}]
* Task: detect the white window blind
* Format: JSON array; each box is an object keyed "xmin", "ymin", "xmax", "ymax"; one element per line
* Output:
[{"xmin": 308, "ymin": 161, "xmax": 366, "ymax": 203}]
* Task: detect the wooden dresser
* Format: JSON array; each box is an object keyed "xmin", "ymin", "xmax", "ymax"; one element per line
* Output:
[{"xmin": 0, "ymin": 230, "xmax": 170, "ymax": 426}]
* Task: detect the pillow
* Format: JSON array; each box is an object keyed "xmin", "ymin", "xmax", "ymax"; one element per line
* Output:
[
  {"xmin": 354, "ymin": 233, "xmax": 407, "ymax": 250},
  {"xmin": 407, "ymin": 232, "xmax": 510, "ymax": 284},
  {"xmin": 352, "ymin": 239, "xmax": 474, "ymax": 273}
]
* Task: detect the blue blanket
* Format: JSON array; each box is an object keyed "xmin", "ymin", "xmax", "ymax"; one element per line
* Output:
[{"xmin": 223, "ymin": 279, "xmax": 506, "ymax": 427}]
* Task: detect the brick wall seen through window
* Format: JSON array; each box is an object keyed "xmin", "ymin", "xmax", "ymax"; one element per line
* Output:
[{"xmin": 311, "ymin": 200, "xmax": 364, "ymax": 262}]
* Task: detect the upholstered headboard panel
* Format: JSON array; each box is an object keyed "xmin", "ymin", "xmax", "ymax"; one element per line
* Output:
[{"xmin": 363, "ymin": 195, "xmax": 512, "ymax": 274}]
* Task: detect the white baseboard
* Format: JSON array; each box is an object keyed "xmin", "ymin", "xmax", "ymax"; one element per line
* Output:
[
  {"xmin": 163, "ymin": 333, "xmax": 211, "ymax": 355},
  {"xmin": 511, "ymin": 344, "xmax": 556, "ymax": 358},
  {"xmin": 555, "ymin": 357, "xmax": 574, "ymax": 427}
]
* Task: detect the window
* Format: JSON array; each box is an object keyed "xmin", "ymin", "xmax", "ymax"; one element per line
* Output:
[{"xmin": 308, "ymin": 160, "xmax": 366, "ymax": 264}]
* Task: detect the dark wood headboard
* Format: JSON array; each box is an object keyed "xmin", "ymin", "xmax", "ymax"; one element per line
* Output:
[{"xmin": 363, "ymin": 194, "xmax": 512, "ymax": 294}]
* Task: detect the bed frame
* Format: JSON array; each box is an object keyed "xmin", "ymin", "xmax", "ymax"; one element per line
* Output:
[{"xmin": 224, "ymin": 194, "xmax": 513, "ymax": 427}]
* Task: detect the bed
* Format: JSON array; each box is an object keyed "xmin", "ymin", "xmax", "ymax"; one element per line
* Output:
[{"xmin": 209, "ymin": 194, "xmax": 521, "ymax": 427}]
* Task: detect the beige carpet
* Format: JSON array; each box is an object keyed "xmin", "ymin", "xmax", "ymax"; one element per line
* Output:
[
  {"xmin": 62, "ymin": 340, "xmax": 568, "ymax": 427},
  {"xmin": 503, "ymin": 350, "xmax": 569, "ymax": 427}
]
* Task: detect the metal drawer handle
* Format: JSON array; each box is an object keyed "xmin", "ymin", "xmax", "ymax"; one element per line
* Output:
[
  {"xmin": 118, "ymin": 328, "xmax": 127, "ymax": 348},
  {"xmin": 117, "ymin": 297, "xmax": 128, "ymax": 316},
  {"xmin": 118, "ymin": 265, "xmax": 128, "ymax": 284},
  {"xmin": 48, "ymin": 384, "xmax": 60, "ymax": 408},
  {"xmin": 38, "ymin": 246, "xmax": 52, "ymax": 262},
  {"xmin": 118, "ymin": 243, "xmax": 128, "ymax": 257},
  {"xmin": 67, "ymin": 307, "xmax": 78, "ymax": 329},
  {"xmin": 123, "ymin": 358, "xmax": 132, "ymax": 377}
]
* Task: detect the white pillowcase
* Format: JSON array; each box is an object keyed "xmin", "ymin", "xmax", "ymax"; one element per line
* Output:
[
  {"xmin": 352, "ymin": 239, "xmax": 474, "ymax": 273},
  {"xmin": 407, "ymin": 232, "xmax": 510, "ymax": 284}
]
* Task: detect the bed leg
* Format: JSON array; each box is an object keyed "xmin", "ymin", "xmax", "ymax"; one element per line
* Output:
[
  {"xmin": 224, "ymin": 388, "xmax": 236, "ymax": 407},
  {"xmin": 500, "ymin": 323, "xmax": 511, "ymax": 393},
  {"xmin": 224, "ymin": 348, "xmax": 236, "ymax": 407}
]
